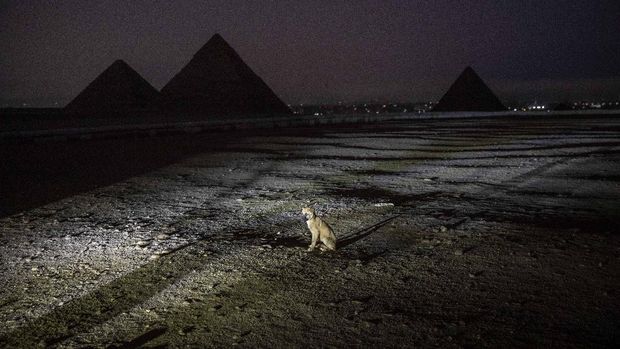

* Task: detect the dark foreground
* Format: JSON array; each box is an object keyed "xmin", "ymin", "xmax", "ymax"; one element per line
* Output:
[{"xmin": 1, "ymin": 115, "xmax": 619, "ymax": 348}]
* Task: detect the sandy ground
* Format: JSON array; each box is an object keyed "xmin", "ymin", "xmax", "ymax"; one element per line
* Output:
[{"xmin": 1, "ymin": 115, "xmax": 619, "ymax": 348}]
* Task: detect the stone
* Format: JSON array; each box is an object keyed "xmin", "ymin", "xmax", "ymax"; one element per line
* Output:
[
  {"xmin": 374, "ymin": 202, "xmax": 394, "ymax": 207},
  {"xmin": 136, "ymin": 240, "xmax": 151, "ymax": 247}
]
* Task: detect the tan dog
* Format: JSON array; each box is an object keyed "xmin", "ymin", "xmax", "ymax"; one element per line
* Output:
[{"xmin": 302, "ymin": 207, "xmax": 337, "ymax": 251}]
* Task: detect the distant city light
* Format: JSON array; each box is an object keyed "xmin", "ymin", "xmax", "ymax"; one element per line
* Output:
[{"xmin": 282, "ymin": 98, "xmax": 620, "ymax": 117}]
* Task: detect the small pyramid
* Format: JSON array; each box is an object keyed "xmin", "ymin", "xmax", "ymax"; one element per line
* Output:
[
  {"xmin": 159, "ymin": 34, "xmax": 290, "ymax": 116},
  {"xmin": 433, "ymin": 67, "xmax": 506, "ymax": 112},
  {"xmin": 65, "ymin": 60, "xmax": 159, "ymax": 116}
]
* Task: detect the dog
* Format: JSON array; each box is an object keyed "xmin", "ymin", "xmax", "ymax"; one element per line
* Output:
[{"xmin": 301, "ymin": 207, "xmax": 337, "ymax": 251}]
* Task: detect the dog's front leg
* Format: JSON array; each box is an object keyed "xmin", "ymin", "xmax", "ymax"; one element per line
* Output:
[{"xmin": 308, "ymin": 229, "xmax": 318, "ymax": 251}]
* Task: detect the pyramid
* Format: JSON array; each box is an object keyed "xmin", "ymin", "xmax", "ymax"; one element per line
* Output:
[
  {"xmin": 65, "ymin": 60, "xmax": 159, "ymax": 116},
  {"xmin": 433, "ymin": 67, "xmax": 506, "ymax": 112},
  {"xmin": 159, "ymin": 34, "xmax": 290, "ymax": 116}
]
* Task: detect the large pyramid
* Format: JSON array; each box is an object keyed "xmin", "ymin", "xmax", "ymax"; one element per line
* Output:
[
  {"xmin": 159, "ymin": 34, "xmax": 290, "ymax": 116},
  {"xmin": 433, "ymin": 67, "xmax": 506, "ymax": 112},
  {"xmin": 65, "ymin": 60, "xmax": 159, "ymax": 116}
]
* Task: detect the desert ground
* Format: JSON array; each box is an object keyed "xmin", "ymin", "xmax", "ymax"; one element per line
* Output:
[{"xmin": 1, "ymin": 114, "xmax": 619, "ymax": 348}]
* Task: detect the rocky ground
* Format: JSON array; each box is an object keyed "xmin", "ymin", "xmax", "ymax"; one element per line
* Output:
[{"xmin": 1, "ymin": 114, "xmax": 619, "ymax": 348}]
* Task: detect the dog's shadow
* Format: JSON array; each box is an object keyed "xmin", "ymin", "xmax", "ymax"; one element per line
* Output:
[{"xmin": 338, "ymin": 214, "xmax": 401, "ymax": 248}]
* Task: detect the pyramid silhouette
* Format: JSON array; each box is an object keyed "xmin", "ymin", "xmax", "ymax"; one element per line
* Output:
[
  {"xmin": 65, "ymin": 60, "xmax": 159, "ymax": 116},
  {"xmin": 433, "ymin": 67, "xmax": 506, "ymax": 112},
  {"xmin": 159, "ymin": 34, "xmax": 290, "ymax": 116}
]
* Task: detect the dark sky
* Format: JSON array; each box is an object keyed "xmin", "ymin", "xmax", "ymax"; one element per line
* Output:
[{"xmin": 1, "ymin": 0, "xmax": 619, "ymax": 107}]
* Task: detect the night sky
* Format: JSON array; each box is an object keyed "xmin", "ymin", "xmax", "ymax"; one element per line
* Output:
[{"xmin": 1, "ymin": 0, "xmax": 619, "ymax": 107}]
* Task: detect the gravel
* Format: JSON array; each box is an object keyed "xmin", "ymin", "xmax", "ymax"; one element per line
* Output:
[{"xmin": 1, "ymin": 115, "xmax": 619, "ymax": 348}]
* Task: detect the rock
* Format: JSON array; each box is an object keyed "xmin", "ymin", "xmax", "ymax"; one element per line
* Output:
[
  {"xmin": 469, "ymin": 271, "xmax": 483, "ymax": 278},
  {"xmin": 136, "ymin": 240, "xmax": 151, "ymax": 247},
  {"xmin": 149, "ymin": 255, "xmax": 160, "ymax": 260},
  {"xmin": 374, "ymin": 202, "xmax": 394, "ymax": 207},
  {"xmin": 454, "ymin": 249, "xmax": 463, "ymax": 256},
  {"xmin": 445, "ymin": 324, "xmax": 458, "ymax": 336},
  {"xmin": 156, "ymin": 234, "xmax": 170, "ymax": 240},
  {"xmin": 439, "ymin": 226, "xmax": 448, "ymax": 233}
]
